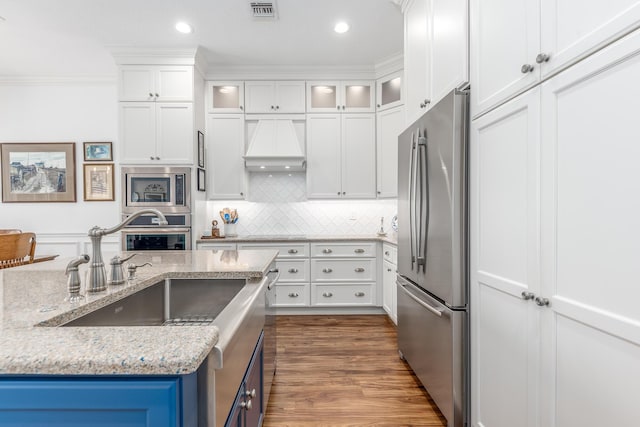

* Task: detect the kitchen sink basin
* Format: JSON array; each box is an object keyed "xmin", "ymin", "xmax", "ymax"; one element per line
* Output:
[{"xmin": 62, "ymin": 278, "xmax": 246, "ymax": 327}]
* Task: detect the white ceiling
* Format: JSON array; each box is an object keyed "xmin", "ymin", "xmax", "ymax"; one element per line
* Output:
[{"xmin": 0, "ymin": 0, "xmax": 403, "ymax": 78}]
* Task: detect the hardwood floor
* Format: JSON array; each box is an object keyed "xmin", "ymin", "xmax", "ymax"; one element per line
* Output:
[{"xmin": 263, "ymin": 315, "xmax": 447, "ymax": 427}]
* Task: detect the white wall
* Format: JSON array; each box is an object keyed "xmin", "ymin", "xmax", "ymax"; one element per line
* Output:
[{"xmin": 0, "ymin": 83, "xmax": 119, "ymax": 235}]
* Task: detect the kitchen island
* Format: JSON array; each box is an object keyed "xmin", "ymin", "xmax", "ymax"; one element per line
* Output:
[{"xmin": 0, "ymin": 249, "xmax": 278, "ymax": 427}]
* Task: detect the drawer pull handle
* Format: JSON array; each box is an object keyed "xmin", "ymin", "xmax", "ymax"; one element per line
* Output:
[
  {"xmin": 355, "ymin": 292, "xmax": 366, "ymax": 297},
  {"xmin": 322, "ymin": 268, "xmax": 333, "ymax": 273},
  {"xmin": 322, "ymin": 248, "xmax": 333, "ymax": 254},
  {"xmin": 245, "ymin": 388, "xmax": 256, "ymax": 398},
  {"xmin": 354, "ymin": 248, "xmax": 365, "ymax": 254},
  {"xmin": 322, "ymin": 292, "xmax": 333, "ymax": 297},
  {"xmin": 288, "ymin": 292, "xmax": 299, "ymax": 298},
  {"xmin": 387, "ymin": 268, "xmax": 392, "ymax": 272},
  {"xmin": 355, "ymin": 267, "xmax": 365, "ymax": 273},
  {"xmin": 288, "ymin": 268, "xmax": 299, "ymax": 273},
  {"xmin": 288, "ymin": 249, "xmax": 298, "ymax": 254},
  {"xmin": 241, "ymin": 399, "xmax": 252, "ymax": 410}
]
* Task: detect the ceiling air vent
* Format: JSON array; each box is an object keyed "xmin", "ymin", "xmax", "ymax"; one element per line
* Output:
[{"xmin": 250, "ymin": 2, "xmax": 277, "ymax": 20}]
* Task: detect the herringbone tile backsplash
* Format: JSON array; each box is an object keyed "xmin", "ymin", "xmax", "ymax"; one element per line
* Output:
[{"xmin": 205, "ymin": 173, "xmax": 398, "ymax": 236}]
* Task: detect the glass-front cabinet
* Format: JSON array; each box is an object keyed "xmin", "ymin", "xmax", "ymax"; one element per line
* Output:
[
  {"xmin": 376, "ymin": 71, "xmax": 403, "ymax": 111},
  {"xmin": 206, "ymin": 81, "xmax": 245, "ymax": 113},
  {"xmin": 306, "ymin": 81, "xmax": 375, "ymax": 113}
]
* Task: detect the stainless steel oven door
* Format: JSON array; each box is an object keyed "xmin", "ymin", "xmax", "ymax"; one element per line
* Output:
[
  {"xmin": 122, "ymin": 167, "xmax": 191, "ymax": 214},
  {"xmin": 121, "ymin": 228, "xmax": 191, "ymax": 251}
]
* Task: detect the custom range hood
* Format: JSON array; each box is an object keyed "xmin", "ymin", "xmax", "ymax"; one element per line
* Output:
[{"xmin": 244, "ymin": 117, "xmax": 306, "ymax": 172}]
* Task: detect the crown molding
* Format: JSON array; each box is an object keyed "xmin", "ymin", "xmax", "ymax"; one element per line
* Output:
[
  {"xmin": 110, "ymin": 46, "xmax": 201, "ymax": 66},
  {"xmin": 205, "ymin": 64, "xmax": 377, "ymax": 81},
  {"xmin": 374, "ymin": 52, "xmax": 403, "ymax": 79},
  {"xmin": 0, "ymin": 75, "xmax": 116, "ymax": 86}
]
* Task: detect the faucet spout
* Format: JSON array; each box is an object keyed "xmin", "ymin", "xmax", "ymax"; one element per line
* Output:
[{"xmin": 87, "ymin": 209, "xmax": 168, "ymax": 293}]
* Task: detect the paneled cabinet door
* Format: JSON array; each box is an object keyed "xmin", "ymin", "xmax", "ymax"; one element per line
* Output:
[
  {"xmin": 206, "ymin": 114, "xmax": 246, "ymax": 200},
  {"xmin": 376, "ymin": 70, "xmax": 403, "ymax": 111},
  {"xmin": 376, "ymin": 106, "xmax": 404, "ymax": 198},
  {"xmin": 403, "ymin": 0, "xmax": 431, "ymax": 124},
  {"xmin": 120, "ymin": 102, "xmax": 157, "ymax": 163},
  {"xmin": 119, "ymin": 65, "xmax": 193, "ymax": 102},
  {"xmin": 470, "ymin": 87, "xmax": 541, "ymax": 427},
  {"xmin": 307, "ymin": 81, "xmax": 375, "ymax": 113},
  {"xmin": 306, "ymin": 114, "xmax": 342, "ymax": 198},
  {"xmin": 382, "ymin": 259, "xmax": 396, "ymax": 323},
  {"xmin": 207, "ymin": 81, "xmax": 245, "ymax": 113},
  {"xmin": 538, "ymin": 29, "xmax": 640, "ymax": 427},
  {"xmin": 341, "ymin": 114, "xmax": 376, "ymax": 198},
  {"xmin": 245, "ymin": 81, "xmax": 305, "ymax": 113},
  {"xmin": 155, "ymin": 103, "xmax": 193, "ymax": 164}
]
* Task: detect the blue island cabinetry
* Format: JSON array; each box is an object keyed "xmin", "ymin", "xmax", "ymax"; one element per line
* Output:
[{"xmin": 0, "ymin": 374, "xmax": 198, "ymax": 427}]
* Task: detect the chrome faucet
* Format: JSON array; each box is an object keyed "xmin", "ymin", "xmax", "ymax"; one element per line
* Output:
[{"xmin": 87, "ymin": 209, "xmax": 168, "ymax": 293}]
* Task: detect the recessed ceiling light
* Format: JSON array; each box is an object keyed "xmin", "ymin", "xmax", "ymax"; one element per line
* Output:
[
  {"xmin": 175, "ymin": 22, "xmax": 193, "ymax": 34},
  {"xmin": 334, "ymin": 21, "xmax": 350, "ymax": 34}
]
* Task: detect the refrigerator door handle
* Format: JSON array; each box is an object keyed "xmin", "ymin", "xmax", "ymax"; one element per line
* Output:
[
  {"xmin": 409, "ymin": 131, "xmax": 417, "ymax": 270},
  {"xmin": 397, "ymin": 281, "xmax": 443, "ymax": 317},
  {"xmin": 417, "ymin": 132, "xmax": 429, "ymax": 272}
]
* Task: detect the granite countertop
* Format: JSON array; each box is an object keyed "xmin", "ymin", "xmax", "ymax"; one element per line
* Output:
[
  {"xmin": 197, "ymin": 233, "xmax": 398, "ymax": 246},
  {"xmin": 0, "ymin": 250, "xmax": 277, "ymax": 376}
]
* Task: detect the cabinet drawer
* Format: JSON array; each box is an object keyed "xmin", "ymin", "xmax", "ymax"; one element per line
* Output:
[
  {"xmin": 311, "ymin": 258, "xmax": 376, "ymax": 282},
  {"xmin": 310, "ymin": 242, "xmax": 376, "ymax": 257},
  {"xmin": 311, "ymin": 283, "xmax": 375, "ymax": 306},
  {"xmin": 197, "ymin": 242, "xmax": 237, "ymax": 251},
  {"xmin": 274, "ymin": 283, "xmax": 310, "ymax": 307},
  {"xmin": 276, "ymin": 259, "xmax": 310, "ymax": 282},
  {"xmin": 382, "ymin": 243, "xmax": 397, "ymax": 264},
  {"xmin": 237, "ymin": 242, "xmax": 309, "ymax": 258}
]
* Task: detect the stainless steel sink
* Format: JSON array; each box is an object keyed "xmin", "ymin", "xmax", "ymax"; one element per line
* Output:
[{"xmin": 62, "ymin": 278, "xmax": 246, "ymax": 327}]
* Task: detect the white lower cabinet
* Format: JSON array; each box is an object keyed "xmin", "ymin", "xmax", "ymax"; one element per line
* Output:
[
  {"xmin": 382, "ymin": 243, "xmax": 397, "ymax": 324},
  {"xmin": 310, "ymin": 242, "xmax": 377, "ymax": 307},
  {"xmin": 196, "ymin": 242, "xmax": 237, "ymax": 251},
  {"xmin": 237, "ymin": 242, "xmax": 311, "ymax": 307},
  {"xmin": 471, "ymin": 29, "xmax": 640, "ymax": 427}
]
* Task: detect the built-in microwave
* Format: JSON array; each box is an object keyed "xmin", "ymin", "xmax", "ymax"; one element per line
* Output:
[{"xmin": 122, "ymin": 166, "xmax": 191, "ymax": 214}]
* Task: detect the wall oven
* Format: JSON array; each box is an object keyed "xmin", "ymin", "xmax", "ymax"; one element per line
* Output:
[
  {"xmin": 121, "ymin": 166, "xmax": 192, "ymax": 250},
  {"xmin": 122, "ymin": 166, "xmax": 190, "ymax": 214}
]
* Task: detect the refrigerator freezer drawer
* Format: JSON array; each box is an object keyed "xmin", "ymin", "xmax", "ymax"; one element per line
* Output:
[{"xmin": 397, "ymin": 277, "xmax": 466, "ymax": 427}]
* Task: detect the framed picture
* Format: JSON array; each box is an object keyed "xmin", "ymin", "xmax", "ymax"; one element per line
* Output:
[
  {"xmin": 83, "ymin": 142, "xmax": 112, "ymax": 161},
  {"xmin": 83, "ymin": 163, "xmax": 114, "ymax": 201},
  {"xmin": 1, "ymin": 142, "xmax": 76, "ymax": 203},
  {"xmin": 197, "ymin": 168, "xmax": 206, "ymax": 192},
  {"xmin": 197, "ymin": 131, "xmax": 205, "ymax": 168}
]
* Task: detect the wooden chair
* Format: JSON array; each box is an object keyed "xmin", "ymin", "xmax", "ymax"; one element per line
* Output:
[
  {"xmin": 0, "ymin": 229, "xmax": 22, "ymax": 234},
  {"xmin": 0, "ymin": 232, "xmax": 59, "ymax": 269}
]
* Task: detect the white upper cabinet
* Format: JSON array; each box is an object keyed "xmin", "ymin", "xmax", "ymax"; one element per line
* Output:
[
  {"xmin": 376, "ymin": 70, "xmax": 403, "ymax": 111},
  {"xmin": 404, "ymin": 0, "xmax": 469, "ymax": 124},
  {"xmin": 307, "ymin": 81, "xmax": 375, "ymax": 113},
  {"xmin": 206, "ymin": 114, "xmax": 246, "ymax": 200},
  {"xmin": 245, "ymin": 81, "xmax": 306, "ymax": 113},
  {"xmin": 119, "ymin": 65, "xmax": 193, "ymax": 102},
  {"xmin": 120, "ymin": 102, "xmax": 193, "ymax": 164},
  {"xmin": 471, "ymin": 0, "xmax": 640, "ymax": 117},
  {"xmin": 306, "ymin": 113, "xmax": 376, "ymax": 199},
  {"xmin": 376, "ymin": 105, "xmax": 405, "ymax": 198},
  {"xmin": 206, "ymin": 81, "xmax": 245, "ymax": 113}
]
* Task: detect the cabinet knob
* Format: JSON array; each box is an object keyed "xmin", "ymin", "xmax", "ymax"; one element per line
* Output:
[
  {"xmin": 288, "ymin": 292, "xmax": 299, "ymax": 298},
  {"xmin": 322, "ymin": 248, "xmax": 332, "ymax": 254},
  {"xmin": 377, "ymin": 104, "xmax": 381, "ymax": 108},
  {"xmin": 521, "ymin": 291, "xmax": 535, "ymax": 301},
  {"xmin": 322, "ymin": 292, "xmax": 333, "ymax": 297},
  {"xmin": 521, "ymin": 64, "xmax": 535, "ymax": 73},
  {"xmin": 276, "ymin": 105, "xmax": 280, "ymax": 110},
  {"xmin": 336, "ymin": 106, "xmax": 340, "ymax": 110},
  {"xmin": 337, "ymin": 192, "xmax": 341, "ymax": 195},
  {"xmin": 240, "ymin": 192, "xmax": 244, "ymax": 196},
  {"xmin": 354, "ymin": 248, "xmax": 365, "ymax": 254},
  {"xmin": 354, "ymin": 267, "xmax": 365, "ymax": 273},
  {"xmin": 342, "ymin": 105, "xmax": 346, "ymax": 110},
  {"xmin": 288, "ymin": 249, "xmax": 298, "ymax": 254},
  {"xmin": 535, "ymin": 296, "xmax": 550, "ymax": 307},
  {"xmin": 387, "ymin": 268, "xmax": 392, "ymax": 272},
  {"xmin": 148, "ymin": 92, "xmax": 153, "ymax": 98},
  {"xmin": 241, "ymin": 400, "xmax": 252, "ymax": 410},
  {"xmin": 355, "ymin": 292, "xmax": 365, "ymax": 297},
  {"xmin": 384, "ymin": 251, "xmax": 390, "ymax": 256},
  {"xmin": 270, "ymin": 105, "xmax": 275, "ymax": 110},
  {"xmin": 342, "ymin": 192, "xmax": 346, "ymax": 195},
  {"xmin": 322, "ymin": 268, "xmax": 333, "ymax": 273},
  {"xmin": 240, "ymin": 105, "xmax": 243, "ymax": 110},
  {"xmin": 288, "ymin": 268, "xmax": 299, "ymax": 273},
  {"xmin": 155, "ymin": 93, "xmax": 159, "ymax": 98},
  {"xmin": 156, "ymin": 156, "xmax": 160, "ymax": 160},
  {"xmin": 536, "ymin": 53, "xmax": 551, "ymax": 64},
  {"xmin": 377, "ymin": 191, "xmax": 381, "ymax": 194},
  {"xmin": 150, "ymin": 156, "xmax": 154, "ymax": 160},
  {"xmin": 245, "ymin": 388, "xmax": 256, "ymax": 398}
]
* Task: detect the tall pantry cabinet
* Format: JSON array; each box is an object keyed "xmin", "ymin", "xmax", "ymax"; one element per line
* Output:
[{"xmin": 470, "ymin": 2, "xmax": 640, "ymax": 426}]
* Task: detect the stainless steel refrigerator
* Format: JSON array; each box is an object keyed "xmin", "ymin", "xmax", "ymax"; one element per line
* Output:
[{"xmin": 396, "ymin": 89, "xmax": 469, "ymax": 427}]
